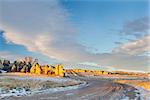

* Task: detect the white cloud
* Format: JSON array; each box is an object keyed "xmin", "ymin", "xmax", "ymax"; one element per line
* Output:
[
  {"xmin": 0, "ymin": 0, "xmax": 97, "ymax": 63},
  {"xmin": 0, "ymin": 0, "xmax": 81, "ymax": 61},
  {"xmin": 113, "ymin": 35, "xmax": 150, "ymax": 55}
]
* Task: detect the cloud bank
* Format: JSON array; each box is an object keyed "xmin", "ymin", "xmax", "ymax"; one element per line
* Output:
[
  {"xmin": 0, "ymin": 0, "xmax": 149, "ymax": 72},
  {"xmin": 113, "ymin": 35, "xmax": 150, "ymax": 55}
]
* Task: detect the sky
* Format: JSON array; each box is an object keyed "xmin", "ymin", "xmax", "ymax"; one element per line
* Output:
[{"xmin": 0, "ymin": 0, "xmax": 150, "ymax": 72}]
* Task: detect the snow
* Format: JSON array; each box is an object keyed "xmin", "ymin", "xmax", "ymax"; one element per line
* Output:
[
  {"xmin": 0, "ymin": 70, "xmax": 7, "ymax": 73},
  {"xmin": 0, "ymin": 76, "xmax": 87, "ymax": 99},
  {"xmin": 120, "ymin": 85, "xmax": 150, "ymax": 100},
  {"xmin": 136, "ymin": 87, "xmax": 150, "ymax": 100},
  {"xmin": 0, "ymin": 88, "xmax": 31, "ymax": 99},
  {"xmin": 0, "ymin": 82, "xmax": 87, "ymax": 99},
  {"xmin": 36, "ymin": 81, "xmax": 87, "ymax": 93}
]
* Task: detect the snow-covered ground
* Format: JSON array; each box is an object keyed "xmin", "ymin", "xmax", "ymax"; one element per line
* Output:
[
  {"xmin": 0, "ymin": 75, "xmax": 86, "ymax": 99},
  {"xmin": 135, "ymin": 86, "xmax": 150, "ymax": 100},
  {"xmin": 0, "ymin": 70, "xmax": 7, "ymax": 73},
  {"xmin": 0, "ymin": 82, "xmax": 87, "ymax": 99},
  {"xmin": 120, "ymin": 84, "xmax": 150, "ymax": 100},
  {"xmin": 0, "ymin": 88, "xmax": 31, "ymax": 98}
]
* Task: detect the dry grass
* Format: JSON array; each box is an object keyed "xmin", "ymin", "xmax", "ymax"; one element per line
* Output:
[
  {"xmin": 115, "ymin": 80, "xmax": 150, "ymax": 91},
  {"xmin": 0, "ymin": 72, "xmax": 56, "ymax": 78},
  {"xmin": 0, "ymin": 73, "xmax": 81, "ymax": 92},
  {"xmin": 0, "ymin": 78, "xmax": 64, "ymax": 91}
]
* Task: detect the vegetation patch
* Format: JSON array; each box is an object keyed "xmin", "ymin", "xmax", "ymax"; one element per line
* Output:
[
  {"xmin": 0, "ymin": 75, "xmax": 82, "ymax": 98},
  {"xmin": 114, "ymin": 80, "xmax": 150, "ymax": 91}
]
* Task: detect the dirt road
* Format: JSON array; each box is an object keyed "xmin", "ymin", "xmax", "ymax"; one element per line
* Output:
[{"xmin": 5, "ymin": 78, "xmax": 140, "ymax": 100}]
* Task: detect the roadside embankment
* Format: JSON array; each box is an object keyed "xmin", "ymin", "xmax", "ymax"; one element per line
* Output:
[
  {"xmin": 114, "ymin": 80, "xmax": 150, "ymax": 91},
  {"xmin": 114, "ymin": 80, "xmax": 150, "ymax": 99}
]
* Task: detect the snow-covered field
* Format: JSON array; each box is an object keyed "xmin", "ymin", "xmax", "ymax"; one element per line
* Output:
[
  {"xmin": 115, "ymin": 80, "xmax": 150, "ymax": 100},
  {"xmin": 0, "ymin": 75, "xmax": 86, "ymax": 99},
  {"xmin": 0, "ymin": 82, "xmax": 87, "ymax": 99},
  {"xmin": 133, "ymin": 86, "xmax": 150, "ymax": 100}
]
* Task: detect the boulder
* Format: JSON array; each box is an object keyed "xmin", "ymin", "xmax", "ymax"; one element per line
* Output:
[
  {"xmin": 2, "ymin": 60, "xmax": 11, "ymax": 71},
  {"xmin": 11, "ymin": 64, "xmax": 17, "ymax": 72}
]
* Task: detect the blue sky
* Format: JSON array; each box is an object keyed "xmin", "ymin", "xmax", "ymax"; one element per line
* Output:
[
  {"xmin": 0, "ymin": 0, "xmax": 149, "ymax": 72},
  {"xmin": 61, "ymin": 0, "xmax": 148, "ymax": 53}
]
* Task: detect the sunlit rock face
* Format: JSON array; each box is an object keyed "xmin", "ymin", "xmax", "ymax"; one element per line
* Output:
[{"xmin": 17, "ymin": 57, "xmax": 33, "ymax": 64}]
